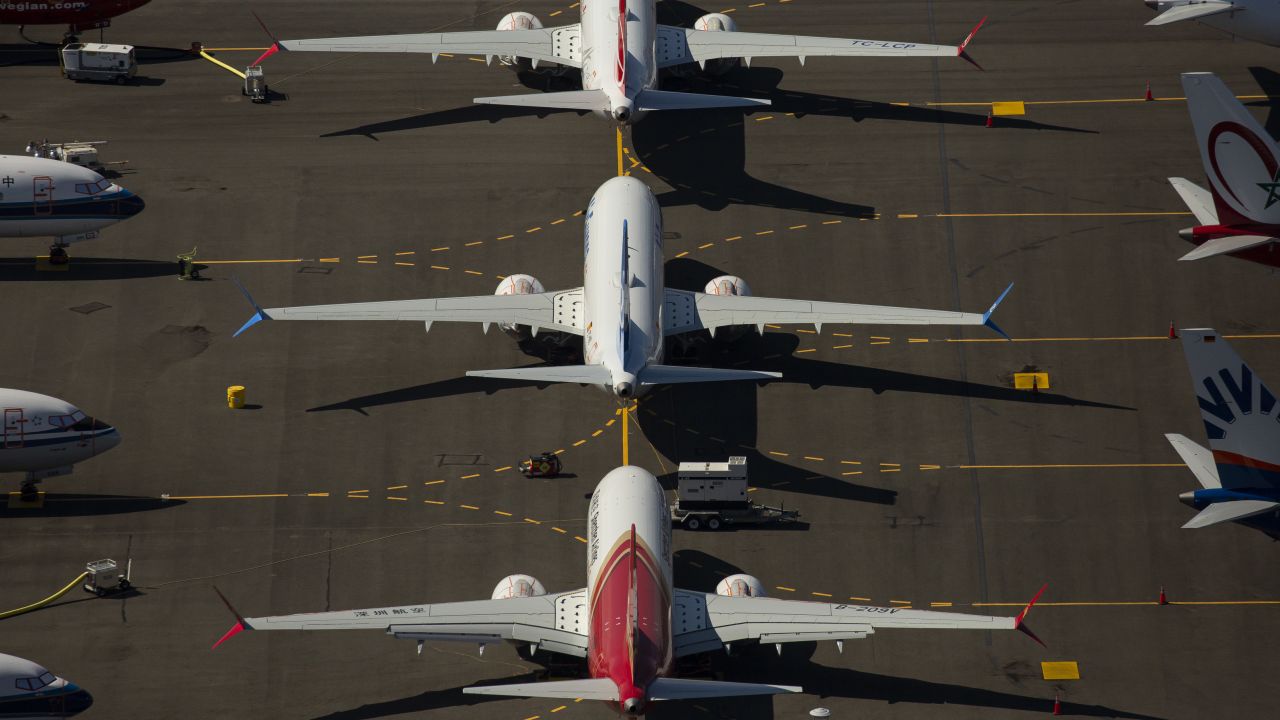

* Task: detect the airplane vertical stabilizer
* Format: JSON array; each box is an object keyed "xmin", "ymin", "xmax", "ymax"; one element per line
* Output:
[{"xmin": 1179, "ymin": 329, "xmax": 1280, "ymax": 490}]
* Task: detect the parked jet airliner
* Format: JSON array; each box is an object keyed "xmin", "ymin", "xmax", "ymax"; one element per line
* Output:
[
  {"xmin": 263, "ymin": 0, "xmax": 985, "ymax": 124},
  {"xmin": 1165, "ymin": 73, "xmax": 1280, "ymax": 267},
  {"xmin": 1145, "ymin": 1, "xmax": 1280, "ymax": 47},
  {"xmin": 234, "ymin": 176, "xmax": 1012, "ymax": 399},
  {"xmin": 0, "ymin": 389, "xmax": 121, "ymax": 495},
  {"xmin": 215, "ymin": 465, "xmax": 1045, "ymax": 716},
  {"xmin": 0, "ymin": 154, "xmax": 144, "ymax": 260},
  {"xmin": 0, "ymin": 652, "xmax": 93, "ymax": 718},
  {"xmin": 1167, "ymin": 329, "xmax": 1280, "ymax": 529}
]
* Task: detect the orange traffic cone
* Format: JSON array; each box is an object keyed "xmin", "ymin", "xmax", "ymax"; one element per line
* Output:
[
  {"xmin": 1159, "ymin": 586, "xmax": 1169, "ymax": 605},
  {"xmin": 1053, "ymin": 693, "xmax": 1063, "ymax": 715},
  {"xmin": 1145, "ymin": 82, "xmax": 1154, "ymax": 101},
  {"xmin": 985, "ymin": 112, "xmax": 994, "ymax": 128},
  {"xmin": 1168, "ymin": 322, "xmax": 1178, "ymax": 340}
]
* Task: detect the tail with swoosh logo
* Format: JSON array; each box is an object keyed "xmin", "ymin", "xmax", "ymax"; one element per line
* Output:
[
  {"xmin": 1167, "ymin": 329, "xmax": 1280, "ymax": 528},
  {"xmin": 1168, "ymin": 72, "xmax": 1280, "ymax": 261}
]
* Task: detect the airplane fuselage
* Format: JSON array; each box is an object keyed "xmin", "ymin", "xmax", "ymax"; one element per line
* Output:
[
  {"xmin": 0, "ymin": 155, "xmax": 144, "ymax": 243},
  {"xmin": 584, "ymin": 466, "xmax": 674, "ymax": 715},
  {"xmin": 582, "ymin": 176, "xmax": 665, "ymax": 397},
  {"xmin": 0, "ymin": 0, "xmax": 150, "ymax": 30},
  {"xmin": 579, "ymin": 0, "xmax": 660, "ymax": 122},
  {"xmin": 0, "ymin": 389, "xmax": 121, "ymax": 479},
  {"xmin": 1147, "ymin": 0, "xmax": 1280, "ymax": 47}
]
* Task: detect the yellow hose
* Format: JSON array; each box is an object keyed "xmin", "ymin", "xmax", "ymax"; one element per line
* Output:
[
  {"xmin": 0, "ymin": 572, "xmax": 89, "ymax": 620},
  {"xmin": 199, "ymin": 50, "xmax": 247, "ymax": 79}
]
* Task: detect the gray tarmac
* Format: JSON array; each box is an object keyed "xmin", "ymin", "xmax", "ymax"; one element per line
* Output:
[{"xmin": 2, "ymin": 1, "xmax": 1279, "ymax": 719}]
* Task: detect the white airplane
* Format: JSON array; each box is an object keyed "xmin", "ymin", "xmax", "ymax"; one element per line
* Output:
[
  {"xmin": 0, "ymin": 652, "xmax": 93, "ymax": 717},
  {"xmin": 1145, "ymin": 1, "xmax": 1280, "ymax": 47},
  {"xmin": 0, "ymin": 389, "xmax": 121, "ymax": 496},
  {"xmin": 214, "ymin": 465, "xmax": 1045, "ymax": 716},
  {"xmin": 1167, "ymin": 329, "xmax": 1280, "ymax": 529},
  {"xmin": 264, "ymin": 0, "xmax": 985, "ymax": 124},
  {"xmin": 1166, "ymin": 73, "xmax": 1280, "ymax": 267},
  {"xmin": 233, "ymin": 176, "xmax": 1012, "ymax": 400},
  {"xmin": 0, "ymin": 154, "xmax": 144, "ymax": 261}
]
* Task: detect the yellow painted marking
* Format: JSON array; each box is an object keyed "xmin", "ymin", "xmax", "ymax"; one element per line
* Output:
[
  {"xmin": 395, "ymin": 262, "xmax": 414, "ymax": 267},
  {"xmin": 1041, "ymin": 661, "xmax": 1081, "ymax": 681},
  {"xmin": 348, "ymin": 490, "xmax": 368, "ymax": 494},
  {"xmin": 495, "ymin": 466, "xmax": 513, "ymax": 473},
  {"xmin": 552, "ymin": 527, "xmax": 568, "ymax": 534},
  {"xmin": 307, "ymin": 492, "xmax": 330, "ymax": 497},
  {"xmin": 551, "ymin": 706, "xmax": 567, "ymax": 713},
  {"xmin": 201, "ymin": 47, "xmax": 269, "ymax": 51},
  {"xmin": 768, "ymin": 451, "xmax": 789, "ymax": 457},
  {"xmin": 439, "ymin": 53, "xmax": 454, "ymax": 58},
  {"xmin": 431, "ymin": 265, "xmax": 450, "ymax": 270},
  {"xmin": 198, "ymin": 50, "xmax": 246, "ymax": 78},
  {"xmin": 848, "ymin": 596, "xmax": 871, "ymax": 602},
  {"xmin": 464, "ymin": 270, "xmax": 483, "ymax": 275},
  {"xmin": 930, "ymin": 602, "xmax": 953, "ymax": 607},
  {"xmin": 842, "ymin": 471, "xmax": 864, "ymax": 476},
  {"xmin": 803, "ymin": 456, "xmax": 824, "ymax": 462},
  {"xmin": 573, "ymin": 210, "xmax": 584, "ymax": 217},
  {"xmin": 395, "ymin": 251, "xmax": 415, "ymax": 256},
  {"xmin": 432, "ymin": 246, "xmax": 450, "ymax": 252},
  {"xmin": 555, "ymin": 449, "xmax": 566, "ymax": 454},
  {"xmin": 497, "ymin": 234, "xmax": 516, "ymax": 240},
  {"xmin": 460, "ymin": 504, "xmax": 480, "ymax": 511},
  {"xmin": 755, "ymin": 115, "xmax": 774, "ymax": 121},
  {"xmin": 920, "ymin": 464, "xmax": 941, "ymax": 471},
  {"xmin": 525, "ymin": 518, "xmax": 542, "ymax": 524},
  {"xmin": 526, "ymin": 227, "xmax": 542, "ymax": 233},
  {"xmin": 755, "ymin": 230, "xmax": 774, "ymax": 236},
  {"xmin": 796, "ymin": 328, "xmax": 817, "ymax": 334},
  {"xmin": 357, "ymin": 260, "xmax": 377, "ymax": 264},
  {"xmin": 722, "ymin": 7, "xmax": 737, "ymax": 12},
  {"xmin": 164, "ymin": 493, "xmax": 288, "ymax": 500},
  {"xmin": 424, "ymin": 480, "xmax": 445, "ymax": 485},
  {"xmin": 833, "ymin": 344, "xmax": 854, "ymax": 349},
  {"xmin": 465, "ymin": 241, "xmax": 484, "ymax": 247},
  {"xmin": 617, "ymin": 127, "xmax": 625, "ymax": 177},
  {"xmin": 675, "ymin": 251, "xmax": 689, "ymax": 258},
  {"xmin": 992, "ymin": 100, "xmax": 1026, "ymax": 116},
  {"xmin": 890, "ymin": 599, "xmax": 912, "ymax": 605},
  {"xmin": 551, "ymin": 218, "xmax": 566, "ymax": 225},
  {"xmin": 592, "ymin": 430, "xmax": 604, "ymax": 437},
  {"xmin": 870, "ymin": 340, "xmax": 890, "ymax": 345},
  {"xmin": 698, "ymin": 243, "xmax": 715, "ymax": 250},
  {"xmin": 386, "ymin": 485, "xmax": 408, "ymax": 490},
  {"xmin": 811, "ymin": 591, "xmax": 833, "ymax": 598},
  {"xmin": 749, "ymin": 2, "xmax": 766, "ymax": 6},
  {"xmin": 494, "ymin": 510, "xmax": 513, "ymax": 517},
  {"xmin": 795, "ymin": 348, "xmax": 816, "ymax": 354},
  {"xmin": 822, "ymin": 219, "xmax": 843, "ymax": 225},
  {"xmin": 573, "ymin": 440, "xmax": 587, "ymax": 447},
  {"xmin": 725, "ymin": 235, "xmax": 743, "ymax": 241},
  {"xmin": 897, "ymin": 213, "xmax": 919, "ymax": 219},
  {"xmin": 776, "ymin": 586, "xmax": 796, "ymax": 592},
  {"xmin": 908, "ymin": 338, "xmax": 929, "ymax": 343},
  {"xmin": 606, "ymin": 418, "xmax": 617, "ymax": 427},
  {"xmin": 387, "ymin": 496, "xmax": 408, "ymax": 501},
  {"xmin": 960, "ymin": 463, "xmax": 1185, "ymax": 470},
  {"xmin": 789, "ymin": 224, "xmax": 808, "ymax": 230},
  {"xmin": 622, "ymin": 406, "xmax": 631, "ymax": 465},
  {"xmin": 550, "ymin": 9, "xmax": 562, "ymax": 15},
  {"xmin": 461, "ymin": 473, "xmax": 481, "ymax": 479},
  {"xmin": 468, "ymin": 57, "xmax": 485, "ymax": 62},
  {"xmin": 357, "ymin": 255, "xmax": 377, "ymax": 259},
  {"xmin": 575, "ymin": 536, "xmax": 588, "ymax": 544},
  {"xmin": 1014, "ymin": 372, "xmax": 1050, "ymax": 390},
  {"xmin": 832, "ymin": 332, "xmax": 852, "ymax": 337},
  {"xmin": 841, "ymin": 461, "xmax": 862, "ymax": 466},
  {"xmin": 524, "ymin": 715, "xmax": 540, "ymax": 720},
  {"xmin": 198, "ymin": 259, "xmax": 303, "ymax": 265},
  {"xmin": 319, "ymin": 258, "xmax": 340, "ymax": 263},
  {"xmin": 424, "ymin": 500, "xmax": 445, "ymax": 505}
]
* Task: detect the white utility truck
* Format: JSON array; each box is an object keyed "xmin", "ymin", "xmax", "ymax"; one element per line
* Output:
[
  {"xmin": 62, "ymin": 44, "xmax": 136, "ymax": 83},
  {"xmin": 670, "ymin": 457, "xmax": 800, "ymax": 530}
]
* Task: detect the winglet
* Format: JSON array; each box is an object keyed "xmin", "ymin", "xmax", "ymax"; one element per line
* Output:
[
  {"xmin": 981, "ymin": 282, "xmax": 1014, "ymax": 340},
  {"xmin": 250, "ymin": 12, "xmax": 284, "ymax": 65},
  {"xmin": 231, "ymin": 276, "xmax": 272, "ymax": 338},
  {"xmin": 212, "ymin": 586, "xmax": 252, "ymax": 649},
  {"xmin": 1012, "ymin": 582, "xmax": 1048, "ymax": 648},
  {"xmin": 957, "ymin": 16, "xmax": 987, "ymax": 70}
]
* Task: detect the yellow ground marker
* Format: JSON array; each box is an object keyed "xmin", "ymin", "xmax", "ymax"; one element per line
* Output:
[
  {"xmin": 1014, "ymin": 372, "xmax": 1050, "ymax": 390},
  {"xmin": 992, "ymin": 101, "xmax": 1026, "ymax": 117},
  {"xmin": 165, "ymin": 493, "xmax": 289, "ymax": 500},
  {"xmin": 616, "ymin": 128, "xmax": 625, "ymax": 177},
  {"xmin": 622, "ymin": 405, "xmax": 631, "ymax": 465},
  {"xmin": 1041, "ymin": 661, "xmax": 1080, "ymax": 680}
]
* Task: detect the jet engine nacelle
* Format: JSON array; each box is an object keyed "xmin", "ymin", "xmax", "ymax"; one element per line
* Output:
[
  {"xmin": 716, "ymin": 573, "xmax": 766, "ymax": 598},
  {"xmin": 495, "ymin": 274, "xmax": 546, "ymax": 338},
  {"xmin": 705, "ymin": 275, "xmax": 752, "ymax": 340},
  {"xmin": 692, "ymin": 14, "xmax": 741, "ymax": 76},
  {"xmin": 495, "ymin": 12, "xmax": 569, "ymax": 76},
  {"xmin": 491, "ymin": 574, "xmax": 548, "ymax": 599}
]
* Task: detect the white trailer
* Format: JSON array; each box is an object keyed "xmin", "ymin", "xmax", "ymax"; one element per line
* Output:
[
  {"xmin": 61, "ymin": 44, "xmax": 136, "ymax": 84},
  {"xmin": 670, "ymin": 457, "xmax": 800, "ymax": 530}
]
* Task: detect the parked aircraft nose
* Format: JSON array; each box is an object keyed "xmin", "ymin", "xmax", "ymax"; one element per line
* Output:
[
  {"xmin": 60, "ymin": 683, "xmax": 95, "ymax": 714},
  {"xmin": 1144, "ymin": 0, "xmax": 1159, "ymax": 9},
  {"xmin": 97, "ymin": 424, "xmax": 122, "ymax": 454},
  {"xmin": 115, "ymin": 190, "xmax": 146, "ymax": 218}
]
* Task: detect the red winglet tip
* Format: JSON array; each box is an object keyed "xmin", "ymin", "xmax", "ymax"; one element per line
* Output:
[
  {"xmin": 1015, "ymin": 582, "xmax": 1049, "ymax": 624},
  {"xmin": 251, "ymin": 43, "xmax": 280, "ymax": 67},
  {"xmin": 212, "ymin": 620, "xmax": 246, "ymax": 650},
  {"xmin": 1016, "ymin": 621, "xmax": 1047, "ymax": 648},
  {"xmin": 959, "ymin": 16, "xmax": 988, "ymax": 51}
]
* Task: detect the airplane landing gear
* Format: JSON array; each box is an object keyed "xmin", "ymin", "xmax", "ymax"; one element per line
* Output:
[
  {"xmin": 19, "ymin": 479, "xmax": 40, "ymax": 501},
  {"xmin": 48, "ymin": 244, "xmax": 70, "ymax": 265}
]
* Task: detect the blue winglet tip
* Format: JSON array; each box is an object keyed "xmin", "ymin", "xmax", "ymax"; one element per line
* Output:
[
  {"xmin": 234, "ymin": 310, "xmax": 266, "ymax": 338},
  {"xmin": 982, "ymin": 283, "xmax": 1014, "ymax": 340}
]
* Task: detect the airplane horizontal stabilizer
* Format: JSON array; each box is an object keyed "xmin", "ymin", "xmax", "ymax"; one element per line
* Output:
[
  {"xmin": 1179, "ymin": 234, "xmax": 1277, "ymax": 261},
  {"xmin": 463, "ymin": 678, "xmax": 618, "ymax": 701},
  {"xmin": 1165, "ymin": 433, "xmax": 1221, "ymax": 489},
  {"xmin": 639, "ymin": 365, "xmax": 781, "ymax": 386},
  {"xmin": 473, "ymin": 89, "xmax": 608, "ymax": 111},
  {"xmin": 1183, "ymin": 499, "xmax": 1280, "ymax": 529},
  {"xmin": 1147, "ymin": 2, "xmax": 1236, "ymax": 26},
  {"xmin": 646, "ymin": 678, "xmax": 801, "ymax": 701},
  {"xmin": 634, "ymin": 89, "xmax": 770, "ymax": 111},
  {"xmin": 1167, "ymin": 177, "xmax": 1218, "ymax": 225},
  {"xmin": 466, "ymin": 364, "xmax": 614, "ymax": 385}
]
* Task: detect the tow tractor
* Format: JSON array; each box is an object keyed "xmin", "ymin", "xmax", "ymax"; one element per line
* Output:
[
  {"xmin": 670, "ymin": 457, "xmax": 800, "ymax": 530},
  {"xmin": 519, "ymin": 452, "xmax": 562, "ymax": 478}
]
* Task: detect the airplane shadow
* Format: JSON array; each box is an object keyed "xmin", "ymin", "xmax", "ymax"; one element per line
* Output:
[
  {"xmin": 0, "ymin": 42, "xmax": 195, "ymax": 69},
  {"xmin": 0, "ymin": 257, "xmax": 190, "ymax": 281},
  {"xmin": 673, "ymin": 548, "xmax": 747, "ymax": 590},
  {"xmin": 321, "ymin": 105, "xmax": 592, "ymax": 139},
  {"xmin": 308, "ymin": 672, "xmax": 548, "ymax": 720},
  {"xmin": 1245, "ymin": 66, "xmax": 1280, "ymax": 138},
  {"xmin": 0, "ymin": 493, "xmax": 186, "ymax": 517},
  {"xmin": 306, "ymin": 376, "xmax": 552, "ymax": 415}
]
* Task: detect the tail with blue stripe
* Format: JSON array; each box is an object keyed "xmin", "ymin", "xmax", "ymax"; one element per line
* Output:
[{"xmin": 1178, "ymin": 329, "xmax": 1280, "ymax": 490}]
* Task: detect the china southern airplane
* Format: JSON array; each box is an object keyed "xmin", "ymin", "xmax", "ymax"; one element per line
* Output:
[
  {"xmin": 264, "ymin": 0, "xmax": 985, "ymax": 124},
  {"xmin": 215, "ymin": 465, "xmax": 1045, "ymax": 716},
  {"xmin": 0, "ymin": 652, "xmax": 93, "ymax": 718},
  {"xmin": 1167, "ymin": 329, "xmax": 1280, "ymax": 529},
  {"xmin": 234, "ymin": 176, "xmax": 1012, "ymax": 399},
  {"xmin": 1165, "ymin": 73, "xmax": 1280, "ymax": 267},
  {"xmin": 1145, "ymin": 1, "xmax": 1280, "ymax": 47},
  {"xmin": 0, "ymin": 389, "xmax": 121, "ymax": 496},
  {"xmin": 0, "ymin": 154, "xmax": 145, "ymax": 261}
]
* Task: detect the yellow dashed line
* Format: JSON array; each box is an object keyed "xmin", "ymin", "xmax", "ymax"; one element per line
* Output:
[
  {"xmin": 841, "ymin": 460, "xmax": 862, "ymax": 465},
  {"xmin": 573, "ymin": 440, "xmax": 587, "ymax": 447},
  {"xmin": 464, "ymin": 270, "xmax": 483, "ymax": 275},
  {"xmin": 527, "ymin": 227, "xmax": 542, "ymax": 233},
  {"xmin": 920, "ymin": 464, "xmax": 941, "ymax": 471},
  {"xmin": 319, "ymin": 257, "xmax": 340, "ymax": 263},
  {"xmin": 606, "ymin": 419, "xmax": 617, "ymax": 427},
  {"xmin": 424, "ymin": 480, "xmax": 445, "ymax": 486},
  {"xmin": 789, "ymin": 224, "xmax": 808, "ymax": 230},
  {"xmin": 395, "ymin": 262, "xmax": 414, "ymax": 267},
  {"xmin": 842, "ymin": 471, "xmax": 863, "ymax": 476},
  {"xmin": 497, "ymin": 234, "xmax": 515, "ymax": 240},
  {"xmin": 494, "ymin": 510, "xmax": 513, "ymax": 517},
  {"xmin": 551, "ymin": 218, "xmax": 566, "ymax": 225},
  {"xmin": 675, "ymin": 251, "xmax": 689, "ymax": 258},
  {"xmin": 574, "ymin": 536, "xmax": 588, "ymax": 544},
  {"xmin": 386, "ymin": 485, "xmax": 408, "ymax": 491},
  {"xmin": 460, "ymin": 504, "xmax": 480, "ymax": 511},
  {"xmin": 395, "ymin": 251, "xmax": 415, "ymax": 256},
  {"xmin": 768, "ymin": 451, "xmax": 789, "ymax": 457},
  {"xmin": 849, "ymin": 596, "xmax": 871, "ymax": 602},
  {"xmin": 897, "ymin": 213, "xmax": 919, "ymax": 219},
  {"xmin": 755, "ymin": 230, "xmax": 774, "ymax": 236},
  {"xmin": 833, "ymin": 344, "xmax": 853, "ymax": 349},
  {"xmin": 551, "ymin": 706, "xmax": 567, "ymax": 713},
  {"xmin": 307, "ymin": 492, "xmax": 330, "ymax": 497},
  {"xmin": 552, "ymin": 527, "xmax": 568, "ymax": 534},
  {"xmin": 465, "ymin": 241, "xmax": 484, "ymax": 247},
  {"xmin": 525, "ymin": 518, "xmax": 542, "ymax": 524},
  {"xmin": 431, "ymin": 247, "xmax": 449, "ymax": 252},
  {"xmin": 495, "ymin": 466, "xmax": 513, "ymax": 473},
  {"xmin": 776, "ymin": 586, "xmax": 796, "ymax": 592},
  {"xmin": 795, "ymin": 348, "xmax": 816, "ymax": 354},
  {"xmin": 725, "ymin": 235, "xmax": 742, "ymax": 242},
  {"xmin": 431, "ymin": 265, "xmax": 449, "ymax": 271},
  {"xmin": 698, "ymin": 243, "xmax": 714, "ymax": 249},
  {"xmin": 930, "ymin": 602, "xmax": 953, "ymax": 607},
  {"xmin": 803, "ymin": 456, "xmax": 824, "ymax": 461},
  {"xmin": 592, "ymin": 430, "xmax": 604, "ymax": 437},
  {"xmin": 461, "ymin": 473, "xmax": 481, "ymax": 479},
  {"xmin": 811, "ymin": 591, "xmax": 833, "ymax": 598},
  {"xmin": 425, "ymin": 500, "xmax": 445, "ymax": 505},
  {"xmin": 387, "ymin": 496, "xmax": 408, "ymax": 501},
  {"xmin": 890, "ymin": 599, "xmax": 912, "ymax": 605},
  {"xmin": 822, "ymin": 219, "xmax": 843, "ymax": 225}
]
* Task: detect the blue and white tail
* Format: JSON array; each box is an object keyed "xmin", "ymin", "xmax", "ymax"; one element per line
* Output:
[{"xmin": 1172, "ymin": 329, "xmax": 1280, "ymax": 491}]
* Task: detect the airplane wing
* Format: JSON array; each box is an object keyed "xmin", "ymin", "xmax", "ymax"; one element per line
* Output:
[
  {"xmin": 672, "ymin": 586, "xmax": 1044, "ymax": 657},
  {"xmin": 656, "ymin": 18, "xmax": 984, "ymax": 68},
  {"xmin": 233, "ymin": 283, "xmax": 585, "ymax": 338},
  {"xmin": 1147, "ymin": 2, "xmax": 1238, "ymax": 26},
  {"xmin": 1183, "ymin": 499, "xmax": 1280, "ymax": 529},
  {"xmin": 662, "ymin": 284, "xmax": 1012, "ymax": 338},
  {"xmin": 1165, "ymin": 433, "xmax": 1221, "ymax": 489},
  {"xmin": 1167, "ymin": 177, "xmax": 1219, "ymax": 225},
  {"xmin": 278, "ymin": 26, "xmax": 582, "ymax": 67},
  {"xmin": 1179, "ymin": 234, "xmax": 1277, "ymax": 261},
  {"xmin": 214, "ymin": 589, "xmax": 590, "ymax": 658}
]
